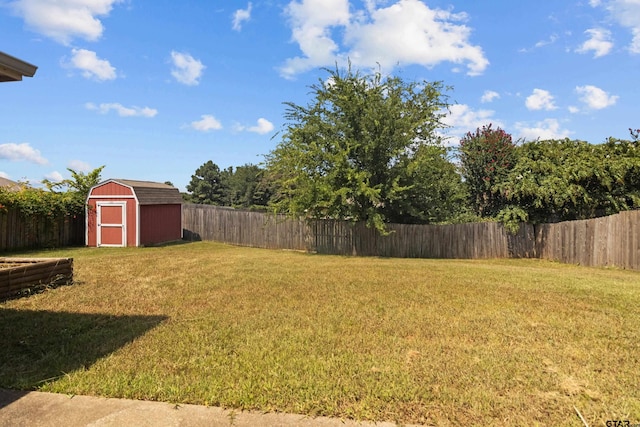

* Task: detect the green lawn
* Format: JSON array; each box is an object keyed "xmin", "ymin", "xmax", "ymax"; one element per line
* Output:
[{"xmin": 1, "ymin": 242, "xmax": 639, "ymax": 425}]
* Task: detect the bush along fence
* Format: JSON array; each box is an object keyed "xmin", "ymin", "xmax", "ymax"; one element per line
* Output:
[
  {"xmin": 182, "ymin": 203, "xmax": 640, "ymax": 270},
  {"xmin": 0, "ymin": 208, "xmax": 85, "ymax": 252}
]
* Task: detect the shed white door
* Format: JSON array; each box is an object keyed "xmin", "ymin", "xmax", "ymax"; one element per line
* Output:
[{"xmin": 97, "ymin": 202, "xmax": 127, "ymax": 247}]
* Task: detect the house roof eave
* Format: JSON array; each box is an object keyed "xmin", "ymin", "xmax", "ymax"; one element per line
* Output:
[{"xmin": 0, "ymin": 51, "xmax": 37, "ymax": 82}]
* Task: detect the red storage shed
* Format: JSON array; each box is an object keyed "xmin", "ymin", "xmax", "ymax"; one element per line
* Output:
[{"xmin": 86, "ymin": 179, "xmax": 183, "ymax": 247}]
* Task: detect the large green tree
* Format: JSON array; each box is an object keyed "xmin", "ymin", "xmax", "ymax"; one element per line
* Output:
[
  {"xmin": 186, "ymin": 161, "xmax": 275, "ymax": 209},
  {"xmin": 385, "ymin": 144, "xmax": 468, "ymax": 224},
  {"xmin": 186, "ymin": 161, "xmax": 231, "ymax": 205},
  {"xmin": 265, "ymin": 66, "xmax": 453, "ymax": 232},
  {"xmin": 457, "ymin": 124, "xmax": 517, "ymax": 217},
  {"xmin": 228, "ymin": 164, "xmax": 272, "ymax": 209}
]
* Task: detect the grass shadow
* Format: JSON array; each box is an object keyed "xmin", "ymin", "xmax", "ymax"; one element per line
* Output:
[
  {"xmin": 0, "ymin": 280, "xmax": 77, "ymax": 303},
  {"xmin": 0, "ymin": 309, "xmax": 167, "ymax": 406},
  {"xmin": 142, "ymin": 239, "xmax": 195, "ymax": 248}
]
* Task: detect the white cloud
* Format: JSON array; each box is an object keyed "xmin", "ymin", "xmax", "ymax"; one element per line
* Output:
[
  {"xmin": 632, "ymin": 27, "xmax": 640, "ymax": 53},
  {"xmin": 67, "ymin": 48, "xmax": 116, "ymax": 81},
  {"xmin": 8, "ymin": 0, "xmax": 124, "ymax": 45},
  {"xmin": 280, "ymin": 0, "xmax": 350, "ymax": 77},
  {"xmin": 170, "ymin": 51, "xmax": 205, "ymax": 86},
  {"xmin": 280, "ymin": 0, "xmax": 488, "ymax": 78},
  {"xmin": 233, "ymin": 3, "xmax": 252, "ymax": 31},
  {"xmin": 575, "ymin": 85, "xmax": 619, "ymax": 109},
  {"xmin": 576, "ymin": 28, "xmax": 613, "ymax": 57},
  {"xmin": 481, "ymin": 90, "xmax": 500, "ymax": 103},
  {"xmin": 592, "ymin": 0, "xmax": 640, "ymax": 53},
  {"xmin": 85, "ymin": 102, "xmax": 158, "ymax": 117},
  {"xmin": 236, "ymin": 118, "xmax": 275, "ymax": 134},
  {"xmin": 519, "ymin": 34, "xmax": 559, "ymax": 53},
  {"xmin": 0, "ymin": 171, "xmax": 10, "ymax": 179},
  {"xmin": 67, "ymin": 160, "xmax": 92, "ymax": 172},
  {"xmin": 515, "ymin": 119, "xmax": 572, "ymax": 140},
  {"xmin": 525, "ymin": 89, "xmax": 557, "ymax": 111},
  {"xmin": 189, "ymin": 115, "xmax": 223, "ymax": 132},
  {"xmin": 44, "ymin": 171, "xmax": 64, "ymax": 182},
  {"xmin": 440, "ymin": 104, "xmax": 504, "ymax": 145},
  {"xmin": 534, "ymin": 34, "xmax": 559, "ymax": 48},
  {"xmin": 0, "ymin": 142, "xmax": 48, "ymax": 165}
]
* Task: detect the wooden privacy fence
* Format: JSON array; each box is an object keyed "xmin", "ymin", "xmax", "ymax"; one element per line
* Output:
[
  {"xmin": 182, "ymin": 204, "xmax": 640, "ymax": 269},
  {"xmin": 182, "ymin": 205, "xmax": 313, "ymax": 251},
  {"xmin": 0, "ymin": 208, "xmax": 85, "ymax": 252},
  {"xmin": 311, "ymin": 220, "xmax": 537, "ymax": 258},
  {"xmin": 534, "ymin": 210, "xmax": 640, "ymax": 270}
]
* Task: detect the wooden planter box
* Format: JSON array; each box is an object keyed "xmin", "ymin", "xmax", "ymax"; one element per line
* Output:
[{"xmin": 0, "ymin": 258, "xmax": 73, "ymax": 299}]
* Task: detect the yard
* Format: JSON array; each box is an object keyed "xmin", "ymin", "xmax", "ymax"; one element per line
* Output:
[{"xmin": 0, "ymin": 241, "xmax": 638, "ymax": 425}]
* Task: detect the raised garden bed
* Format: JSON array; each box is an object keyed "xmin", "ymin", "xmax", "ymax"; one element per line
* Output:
[{"xmin": 0, "ymin": 258, "xmax": 73, "ymax": 300}]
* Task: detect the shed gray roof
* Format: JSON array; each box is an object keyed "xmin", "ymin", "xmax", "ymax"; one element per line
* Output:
[
  {"xmin": 0, "ymin": 177, "xmax": 22, "ymax": 191},
  {"xmin": 0, "ymin": 51, "xmax": 37, "ymax": 82},
  {"xmin": 98, "ymin": 179, "xmax": 183, "ymax": 205}
]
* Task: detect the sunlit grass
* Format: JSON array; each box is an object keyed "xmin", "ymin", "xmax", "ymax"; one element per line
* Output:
[{"xmin": 1, "ymin": 242, "xmax": 639, "ymax": 425}]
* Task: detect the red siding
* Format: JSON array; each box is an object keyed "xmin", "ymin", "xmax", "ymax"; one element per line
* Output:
[
  {"xmin": 139, "ymin": 205, "xmax": 182, "ymax": 245},
  {"xmin": 125, "ymin": 199, "xmax": 137, "ymax": 246},
  {"xmin": 86, "ymin": 197, "xmax": 138, "ymax": 247},
  {"xmin": 90, "ymin": 182, "xmax": 134, "ymax": 196}
]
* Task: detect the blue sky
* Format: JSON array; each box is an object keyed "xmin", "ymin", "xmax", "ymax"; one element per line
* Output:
[{"xmin": 1, "ymin": 0, "xmax": 639, "ymax": 192}]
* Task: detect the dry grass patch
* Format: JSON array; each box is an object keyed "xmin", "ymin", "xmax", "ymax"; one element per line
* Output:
[{"xmin": 1, "ymin": 242, "xmax": 639, "ymax": 425}]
